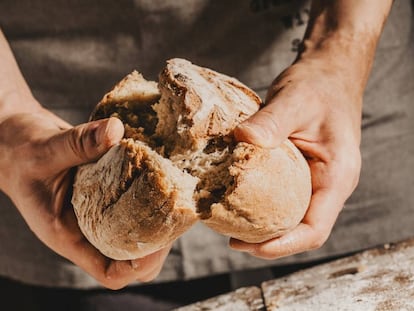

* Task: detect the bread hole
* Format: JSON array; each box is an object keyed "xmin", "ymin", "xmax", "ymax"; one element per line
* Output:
[
  {"xmin": 93, "ymin": 101, "xmax": 158, "ymax": 143},
  {"xmin": 197, "ymin": 186, "xmax": 227, "ymax": 219},
  {"xmin": 174, "ymin": 73, "xmax": 187, "ymax": 82},
  {"xmin": 203, "ymin": 136, "xmax": 232, "ymax": 154},
  {"xmin": 197, "ymin": 198, "xmax": 213, "ymax": 219}
]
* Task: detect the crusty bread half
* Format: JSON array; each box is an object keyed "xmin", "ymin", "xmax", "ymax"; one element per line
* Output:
[
  {"xmin": 202, "ymin": 141, "xmax": 311, "ymax": 243},
  {"xmin": 72, "ymin": 139, "xmax": 198, "ymax": 260},
  {"xmin": 72, "ymin": 58, "xmax": 311, "ymax": 260}
]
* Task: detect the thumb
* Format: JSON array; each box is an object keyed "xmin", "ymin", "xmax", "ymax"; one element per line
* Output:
[
  {"xmin": 234, "ymin": 98, "xmax": 298, "ymax": 149},
  {"xmin": 47, "ymin": 117, "xmax": 124, "ymax": 172}
]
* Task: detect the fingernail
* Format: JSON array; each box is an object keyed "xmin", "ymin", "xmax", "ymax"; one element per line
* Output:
[
  {"xmin": 237, "ymin": 122, "xmax": 272, "ymax": 146},
  {"xmin": 95, "ymin": 119, "xmax": 110, "ymax": 146},
  {"xmin": 95, "ymin": 118, "xmax": 124, "ymax": 147}
]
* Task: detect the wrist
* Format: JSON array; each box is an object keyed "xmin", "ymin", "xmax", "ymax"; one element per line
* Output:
[
  {"xmin": 0, "ymin": 89, "xmax": 42, "ymax": 122},
  {"xmin": 298, "ymin": 32, "xmax": 374, "ymax": 95},
  {"xmin": 296, "ymin": 0, "xmax": 393, "ymax": 94},
  {"xmin": 1, "ymin": 29, "xmax": 42, "ymax": 121}
]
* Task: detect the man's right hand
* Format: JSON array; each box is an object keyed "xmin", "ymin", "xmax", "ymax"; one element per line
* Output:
[{"xmin": 0, "ymin": 110, "xmax": 171, "ymax": 289}]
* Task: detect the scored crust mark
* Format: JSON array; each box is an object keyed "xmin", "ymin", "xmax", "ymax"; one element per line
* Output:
[
  {"xmin": 72, "ymin": 58, "xmax": 312, "ymax": 259},
  {"xmin": 73, "ymin": 138, "xmax": 198, "ymax": 260}
]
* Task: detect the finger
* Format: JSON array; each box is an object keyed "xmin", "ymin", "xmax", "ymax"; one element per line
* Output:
[
  {"xmin": 65, "ymin": 237, "xmax": 172, "ymax": 290},
  {"xmin": 229, "ymin": 186, "xmax": 344, "ymax": 260},
  {"xmin": 234, "ymin": 87, "xmax": 309, "ymax": 148},
  {"xmin": 104, "ymin": 245, "xmax": 171, "ymax": 286},
  {"xmin": 42, "ymin": 117, "xmax": 124, "ymax": 173},
  {"xmin": 229, "ymin": 138, "xmax": 360, "ymax": 259},
  {"xmin": 55, "ymin": 196, "xmax": 171, "ymax": 289},
  {"xmin": 134, "ymin": 244, "xmax": 172, "ymax": 283}
]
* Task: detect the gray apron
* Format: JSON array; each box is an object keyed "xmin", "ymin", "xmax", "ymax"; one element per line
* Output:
[{"xmin": 0, "ymin": 0, "xmax": 413, "ymax": 288}]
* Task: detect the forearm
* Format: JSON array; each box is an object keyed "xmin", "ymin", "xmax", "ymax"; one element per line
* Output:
[
  {"xmin": 0, "ymin": 29, "xmax": 41, "ymax": 121},
  {"xmin": 299, "ymin": 0, "xmax": 393, "ymax": 94}
]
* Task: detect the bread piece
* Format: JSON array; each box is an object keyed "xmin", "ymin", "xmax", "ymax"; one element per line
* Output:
[
  {"xmin": 72, "ymin": 137, "xmax": 198, "ymax": 260},
  {"xmin": 202, "ymin": 141, "xmax": 311, "ymax": 243},
  {"xmin": 154, "ymin": 58, "xmax": 261, "ymax": 154},
  {"xmin": 155, "ymin": 59, "xmax": 311, "ymax": 243},
  {"xmin": 90, "ymin": 71, "xmax": 161, "ymax": 145},
  {"xmin": 72, "ymin": 58, "xmax": 311, "ymax": 260}
]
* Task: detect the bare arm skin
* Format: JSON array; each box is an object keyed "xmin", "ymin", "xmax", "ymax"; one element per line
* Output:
[
  {"xmin": 231, "ymin": 0, "xmax": 394, "ymax": 259},
  {"xmin": 0, "ymin": 29, "xmax": 170, "ymax": 289}
]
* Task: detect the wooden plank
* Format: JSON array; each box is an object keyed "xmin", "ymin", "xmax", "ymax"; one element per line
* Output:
[
  {"xmin": 262, "ymin": 238, "xmax": 414, "ymax": 311},
  {"xmin": 172, "ymin": 286, "xmax": 265, "ymax": 311}
]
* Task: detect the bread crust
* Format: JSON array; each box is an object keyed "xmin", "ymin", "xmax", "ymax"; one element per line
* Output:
[
  {"xmin": 72, "ymin": 139, "xmax": 198, "ymax": 260},
  {"xmin": 157, "ymin": 59, "xmax": 311, "ymax": 243},
  {"xmin": 155, "ymin": 59, "xmax": 261, "ymax": 153},
  {"xmin": 72, "ymin": 58, "xmax": 311, "ymax": 260},
  {"xmin": 202, "ymin": 140, "xmax": 311, "ymax": 243}
]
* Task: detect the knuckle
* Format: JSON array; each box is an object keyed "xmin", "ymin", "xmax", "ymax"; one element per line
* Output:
[
  {"xmin": 341, "ymin": 148, "xmax": 361, "ymax": 175},
  {"xmin": 349, "ymin": 150, "xmax": 362, "ymax": 190},
  {"xmin": 309, "ymin": 230, "xmax": 330, "ymax": 250},
  {"xmin": 343, "ymin": 149, "xmax": 362, "ymax": 191},
  {"xmin": 309, "ymin": 238, "xmax": 324, "ymax": 250},
  {"xmin": 65, "ymin": 127, "xmax": 90, "ymax": 163},
  {"xmin": 256, "ymin": 109, "xmax": 285, "ymax": 145},
  {"xmin": 329, "ymin": 147, "xmax": 362, "ymax": 193},
  {"xmin": 99, "ymin": 262, "xmax": 131, "ymax": 290},
  {"xmin": 260, "ymin": 108, "xmax": 279, "ymax": 123}
]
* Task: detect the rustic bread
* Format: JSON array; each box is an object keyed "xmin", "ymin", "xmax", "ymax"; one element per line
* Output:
[
  {"xmin": 72, "ymin": 58, "xmax": 311, "ymax": 260},
  {"xmin": 154, "ymin": 58, "xmax": 261, "ymax": 154},
  {"xmin": 202, "ymin": 141, "xmax": 311, "ymax": 243},
  {"xmin": 72, "ymin": 138, "xmax": 198, "ymax": 260}
]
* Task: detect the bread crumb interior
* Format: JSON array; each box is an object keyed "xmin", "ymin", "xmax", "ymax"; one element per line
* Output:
[{"xmin": 92, "ymin": 75, "xmax": 240, "ymax": 218}]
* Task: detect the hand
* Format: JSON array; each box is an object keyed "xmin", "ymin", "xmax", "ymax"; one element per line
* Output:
[
  {"xmin": 230, "ymin": 56, "xmax": 362, "ymax": 259},
  {"xmin": 229, "ymin": 0, "xmax": 394, "ymax": 260},
  {"xmin": 0, "ymin": 108, "xmax": 171, "ymax": 289}
]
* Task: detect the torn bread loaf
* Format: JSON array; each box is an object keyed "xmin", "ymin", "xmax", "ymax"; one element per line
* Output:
[
  {"xmin": 72, "ymin": 58, "xmax": 311, "ymax": 260},
  {"xmin": 72, "ymin": 139, "xmax": 198, "ymax": 260}
]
